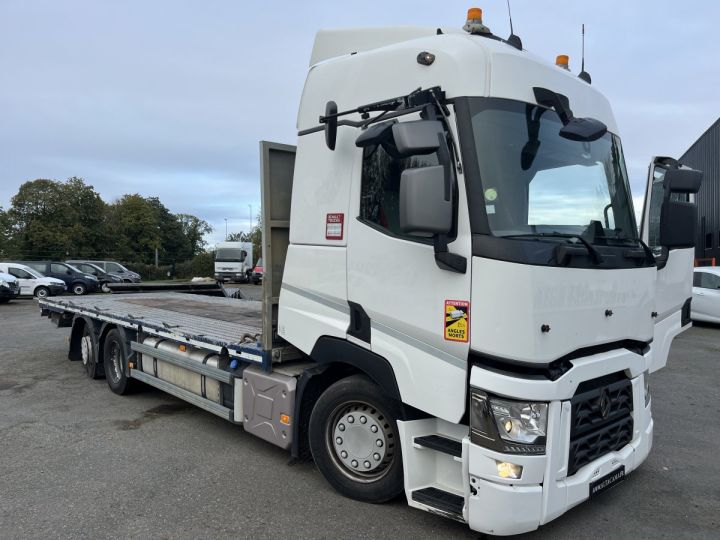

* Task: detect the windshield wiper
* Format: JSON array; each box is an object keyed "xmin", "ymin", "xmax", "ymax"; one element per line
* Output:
[{"xmin": 504, "ymin": 232, "xmax": 604, "ymax": 265}]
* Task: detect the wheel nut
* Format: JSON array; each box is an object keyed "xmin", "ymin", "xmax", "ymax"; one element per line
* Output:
[
  {"xmin": 338, "ymin": 424, "xmax": 345, "ymax": 432},
  {"xmin": 336, "ymin": 437, "xmax": 343, "ymax": 445},
  {"xmin": 376, "ymin": 439, "xmax": 383, "ymax": 447},
  {"xmin": 351, "ymin": 460, "xmax": 358, "ymax": 468},
  {"xmin": 347, "ymin": 416, "xmax": 355, "ymax": 423},
  {"xmin": 364, "ymin": 461, "xmax": 371, "ymax": 469},
  {"xmin": 341, "ymin": 450, "xmax": 348, "ymax": 458},
  {"xmin": 371, "ymin": 425, "xmax": 378, "ymax": 433},
  {"xmin": 373, "ymin": 453, "xmax": 381, "ymax": 461},
  {"xmin": 360, "ymin": 416, "xmax": 367, "ymax": 424}
]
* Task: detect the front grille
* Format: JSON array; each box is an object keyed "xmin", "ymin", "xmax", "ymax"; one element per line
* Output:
[{"xmin": 568, "ymin": 375, "xmax": 633, "ymax": 475}]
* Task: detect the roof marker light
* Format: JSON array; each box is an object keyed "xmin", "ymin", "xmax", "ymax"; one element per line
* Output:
[
  {"xmin": 556, "ymin": 54, "xmax": 570, "ymax": 70},
  {"xmin": 464, "ymin": 7, "xmax": 491, "ymax": 35}
]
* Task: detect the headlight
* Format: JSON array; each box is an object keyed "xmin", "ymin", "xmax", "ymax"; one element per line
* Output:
[
  {"xmin": 0, "ymin": 279, "xmax": 9, "ymax": 288},
  {"xmin": 490, "ymin": 398, "xmax": 548, "ymax": 444},
  {"xmin": 644, "ymin": 371, "xmax": 651, "ymax": 407},
  {"xmin": 470, "ymin": 389, "xmax": 547, "ymax": 454}
]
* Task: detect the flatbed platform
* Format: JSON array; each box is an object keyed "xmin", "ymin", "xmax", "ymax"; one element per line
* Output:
[{"xmin": 39, "ymin": 292, "xmax": 267, "ymax": 364}]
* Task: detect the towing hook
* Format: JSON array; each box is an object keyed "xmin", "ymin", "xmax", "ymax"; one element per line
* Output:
[{"xmin": 605, "ymin": 309, "xmax": 613, "ymax": 317}]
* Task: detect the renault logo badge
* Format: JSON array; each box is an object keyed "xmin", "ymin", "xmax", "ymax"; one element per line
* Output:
[{"xmin": 599, "ymin": 389, "xmax": 611, "ymax": 419}]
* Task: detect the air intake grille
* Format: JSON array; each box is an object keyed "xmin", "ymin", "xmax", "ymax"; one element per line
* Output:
[{"xmin": 568, "ymin": 376, "xmax": 633, "ymax": 476}]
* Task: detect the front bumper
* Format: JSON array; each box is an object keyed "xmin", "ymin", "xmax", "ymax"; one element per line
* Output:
[
  {"xmin": 0, "ymin": 287, "xmax": 20, "ymax": 299},
  {"xmin": 215, "ymin": 272, "xmax": 246, "ymax": 282},
  {"xmin": 465, "ymin": 384, "xmax": 652, "ymax": 536},
  {"xmin": 49, "ymin": 284, "xmax": 66, "ymax": 295}
]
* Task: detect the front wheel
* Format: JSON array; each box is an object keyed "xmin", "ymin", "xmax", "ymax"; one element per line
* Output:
[
  {"xmin": 34, "ymin": 286, "xmax": 50, "ymax": 299},
  {"xmin": 309, "ymin": 375, "xmax": 404, "ymax": 503},
  {"xmin": 101, "ymin": 282, "xmax": 111, "ymax": 293},
  {"xmin": 72, "ymin": 283, "xmax": 87, "ymax": 295}
]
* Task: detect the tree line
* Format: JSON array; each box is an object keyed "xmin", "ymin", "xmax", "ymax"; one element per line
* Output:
[{"xmin": 0, "ymin": 177, "xmax": 213, "ymax": 268}]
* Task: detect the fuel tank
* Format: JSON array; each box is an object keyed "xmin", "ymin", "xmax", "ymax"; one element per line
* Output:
[
  {"xmin": 140, "ymin": 337, "xmax": 223, "ymax": 404},
  {"xmin": 470, "ymin": 257, "xmax": 655, "ymax": 364}
]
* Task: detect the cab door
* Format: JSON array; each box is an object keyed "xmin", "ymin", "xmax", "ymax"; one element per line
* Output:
[
  {"xmin": 346, "ymin": 116, "xmax": 472, "ymax": 422},
  {"xmin": 640, "ymin": 156, "xmax": 702, "ymax": 371}
]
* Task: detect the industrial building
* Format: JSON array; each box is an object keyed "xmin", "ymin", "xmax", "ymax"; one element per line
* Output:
[{"xmin": 680, "ymin": 118, "xmax": 720, "ymax": 262}]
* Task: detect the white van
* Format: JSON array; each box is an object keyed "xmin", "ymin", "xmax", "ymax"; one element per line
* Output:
[{"xmin": 0, "ymin": 262, "xmax": 66, "ymax": 298}]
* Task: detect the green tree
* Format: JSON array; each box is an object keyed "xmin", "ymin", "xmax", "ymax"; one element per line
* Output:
[
  {"xmin": 6, "ymin": 177, "xmax": 108, "ymax": 259},
  {"xmin": 0, "ymin": 206, "xmax": 9, "ymax": 257},
  {"xmin": 177, "ymin": 213, "xmax": 212, "ymax": 256}
]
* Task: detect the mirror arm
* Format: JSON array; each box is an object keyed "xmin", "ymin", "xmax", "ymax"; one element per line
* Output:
[{"xmin": 433, "ymin": 235, "xmax": 467, "ymax": 274}]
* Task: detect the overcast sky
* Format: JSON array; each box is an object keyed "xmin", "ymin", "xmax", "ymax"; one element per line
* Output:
[{"xmin": 1, "ymin": 0, "xmax": 718, "ymax": 246}]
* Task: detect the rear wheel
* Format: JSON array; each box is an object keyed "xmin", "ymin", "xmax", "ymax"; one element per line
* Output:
[
  {"xmin": 103, "ymin": 329, "xmax": 135, "ymax": 395},
  {"xmin": 81, "ymin": 324, "xmax": 103, "ymax": 379},
  {"xmin": 34, "ymin": 286, "xmax": 50, "ymax": 299},
  {"xmin": 72, "ymin": 283, "xmax": 87, "ymax": 295},
  {"xmin": 309, "ymin": 375, "xmax": 403, "ymax": 503}
]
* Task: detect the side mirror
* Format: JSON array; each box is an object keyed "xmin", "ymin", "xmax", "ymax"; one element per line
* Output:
[
  {"xmin": 324, "ymin": 101, "xmax": 338, "ymax": 150},
  {"xmin": 356, "ymin": 120, "xmax": 443, "ymax": 158},
  {"xmin": 659, "ymin": 168, "xmax": 703, "ymax": 249},
  {"xmin": 559, "ymin": 117, "xmax": 607, "ymax": 142},
  {"xmin": 400, "ymin": 165, "xmax": 452, "ymax": 235},
  {"xmin": 664, "ymin": 168, "xmax": 702, "ymax": 194}
]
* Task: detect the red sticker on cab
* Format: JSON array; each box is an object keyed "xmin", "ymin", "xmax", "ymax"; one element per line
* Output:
[{"xmin": 326, "ymin": 213, "xmax": 344, "ymax": 240}]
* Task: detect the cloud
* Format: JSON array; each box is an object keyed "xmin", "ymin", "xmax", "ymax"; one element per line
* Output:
[{"xmin": 1, "ymin": 0, "xmax": 718, "ymax": 250}]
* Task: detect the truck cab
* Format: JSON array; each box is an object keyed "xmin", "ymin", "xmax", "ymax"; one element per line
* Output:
[
  {"xmin": 214, "ymin": 241, "xmax": 253, "ymax": 283},
  {"xmin": 277, "ymin": 16, "xmax": 701, "ymax": 535}
]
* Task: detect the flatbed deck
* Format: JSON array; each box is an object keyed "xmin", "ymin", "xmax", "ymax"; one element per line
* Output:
[{"xmin": 39, "ymin": 292, "xmax": 267, "ymax": 364}]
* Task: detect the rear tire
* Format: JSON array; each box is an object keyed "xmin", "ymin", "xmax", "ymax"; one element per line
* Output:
[
  {"xmin": 309, "ymin": 375, "xmax": 404, "ymax": 503},
  {"xmin": 34, "ymin": 286, "xmax": 50, "ymax": 299},
  {"xmin": 72, "ymin": 283, "xmax": 87, "ymax": 295},
  {"xmin": 103, "ymin": 329, "xmax": 136, "ymax": 395},
  {"xmin": 81, "ymin": 324, "xmax": 103, "ymax": 379}
]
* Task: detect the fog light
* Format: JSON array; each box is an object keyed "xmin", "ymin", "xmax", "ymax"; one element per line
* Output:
[{"xmin": 496, "ymin": 461, "xmax": 523, "ymax": 479}]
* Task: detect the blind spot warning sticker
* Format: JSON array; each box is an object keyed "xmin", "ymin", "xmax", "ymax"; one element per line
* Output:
[
  {"xmin": 326, "ymin": 213, "xmax": 344, "ymax": 240},
  {"xmin": 445, "ymin": 300, "xmax": 469, "ymax": 342}
]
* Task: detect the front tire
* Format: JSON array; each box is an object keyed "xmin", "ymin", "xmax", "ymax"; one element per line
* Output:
[
  {"xmin": 72, "ymin": 283, "xmax": 87, "ymax": 295},
  {"xmin": 309, "ymin": 375, "xmax": 403, "ymax": 503},
  {"xmin": 101, "ymin": 282, "xmax": 111, "ymax": 293},
  {"xmin": 103, "ymin": 329, "xmax": 136, "ymax": 395},
  {"xmin": 34, "ymin": 286, "xmax": 50, "ymax": 299}
]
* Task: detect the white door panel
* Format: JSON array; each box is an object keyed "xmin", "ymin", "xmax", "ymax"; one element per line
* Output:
[{"xmin": 346, "ymin": 117, "xmax": 472, "ymax": 422}]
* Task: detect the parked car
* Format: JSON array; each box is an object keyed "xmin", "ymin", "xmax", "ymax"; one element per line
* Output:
[
  {"xmin": 251, "ymin": 258, "xmax": 263, "ymax": 285},
  {"xmin": 14, "ymin": 261, "xmax": 99, "ymax": 295},
  {"xmin": 0, "ymin": 262, "xmax": 66, "ymax": 298},
  {"xmin": 67, "ymin": 260, "xmax": 142, "ymax": 283},
  {"xmin": 0, "ymin": 272, "xmax": 20, "ymax": 303},
  {"xmin": 67, "ymin": 261, "xmax": 123, "ymax": 293},
  {"xmin": 692, "ymin": 267, "xmax": 720, "ymax": 323}
]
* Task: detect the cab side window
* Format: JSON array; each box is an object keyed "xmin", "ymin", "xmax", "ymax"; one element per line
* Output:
[
  {"xmin": 51, "ymin": 263, "xmax": 69, "ymax": 274},
  {"xmin": 359, "ymin": 144, "xmax": 439, "ymax": 238}
]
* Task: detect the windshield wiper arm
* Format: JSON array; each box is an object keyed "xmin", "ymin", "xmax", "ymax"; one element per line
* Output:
[{"xmin": 504, "ymin": 232, "xmax": 604, "ymax": 265}]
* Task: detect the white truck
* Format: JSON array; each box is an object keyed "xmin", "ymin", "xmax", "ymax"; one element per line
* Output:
[
  {"xmin": 38, "ymin": 10, "xmax": 703, "ymax": 536},
  {"xmin": 214, "ymin": 241, "xmax": 253, "ymax": 282}
]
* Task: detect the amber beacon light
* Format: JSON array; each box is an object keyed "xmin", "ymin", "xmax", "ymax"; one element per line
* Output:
[
  {"xmin": 556, "ymin": 54, "xmax": 570, "ymax": 70},
  {"xmin": 464, "ymin": 7, "xmax": 491, "ymax": 34}
]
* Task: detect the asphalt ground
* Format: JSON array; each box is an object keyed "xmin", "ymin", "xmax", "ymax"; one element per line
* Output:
[{"xmin": 1, "ymin": 290, "xmax": 718, "ymax": 539}]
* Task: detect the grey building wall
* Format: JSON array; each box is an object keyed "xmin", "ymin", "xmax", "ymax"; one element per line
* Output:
[{"xmin": 679, "ymin": 118, "xmax": 720, "ymax": 261}]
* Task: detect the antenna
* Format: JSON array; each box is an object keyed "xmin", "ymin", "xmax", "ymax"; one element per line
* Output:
[
  {"xmin": 505, "ymin": 0, "xmax": 522, "ymax": 50},
  {"xmin": 578, "ymin": 24, "xmax": 592, "ymax": 84}
]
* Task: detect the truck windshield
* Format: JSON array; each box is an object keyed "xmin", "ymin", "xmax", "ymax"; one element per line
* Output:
[
  {"xmin": 216, "ymin": 249, "xmax": 246, "ymax": 262},
  {"xmin": 462, "ymin": 98, "xmax": 638, "ymax": 244}
]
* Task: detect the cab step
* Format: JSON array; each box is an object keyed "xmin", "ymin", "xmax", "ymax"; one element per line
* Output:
[
  {"xmin": 413, "ymin": 434, "xmax": 462, "ymax": 458},
  {"xmin": 411, "ymin": 487, "xmax": 464, "ymax": 518}
]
